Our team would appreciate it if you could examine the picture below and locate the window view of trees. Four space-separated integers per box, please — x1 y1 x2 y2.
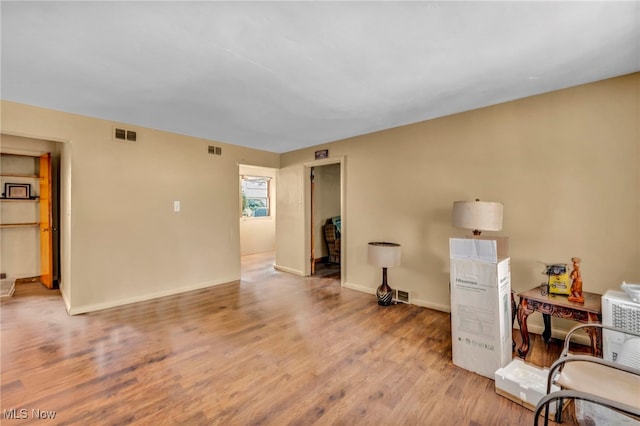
241 176 270 217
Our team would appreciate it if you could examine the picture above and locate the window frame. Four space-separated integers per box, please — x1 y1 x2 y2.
240 175 271 218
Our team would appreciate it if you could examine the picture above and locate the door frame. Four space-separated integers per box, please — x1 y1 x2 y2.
303 156 345 285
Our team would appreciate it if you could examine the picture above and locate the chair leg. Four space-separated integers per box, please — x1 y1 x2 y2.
537 400 551 426
543 402 550 425
554 397 563 423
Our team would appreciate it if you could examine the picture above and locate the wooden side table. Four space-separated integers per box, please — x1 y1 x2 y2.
516 287 602 358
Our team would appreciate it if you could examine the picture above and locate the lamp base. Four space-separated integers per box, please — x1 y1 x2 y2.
376 282 393 306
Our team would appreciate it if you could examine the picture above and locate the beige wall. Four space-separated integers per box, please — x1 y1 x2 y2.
1 100 279 313
2 72 638 332
239 164 276 256
274 165 307 275
277 73 640 335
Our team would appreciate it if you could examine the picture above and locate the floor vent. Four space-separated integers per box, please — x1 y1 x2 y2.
1 279 15 298
393 289 410 304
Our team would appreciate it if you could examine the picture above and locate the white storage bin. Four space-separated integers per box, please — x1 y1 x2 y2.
495 359 559 415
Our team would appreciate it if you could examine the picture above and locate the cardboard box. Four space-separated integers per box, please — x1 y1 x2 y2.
450 256 512 379
495 359 560 415
449 237 509 263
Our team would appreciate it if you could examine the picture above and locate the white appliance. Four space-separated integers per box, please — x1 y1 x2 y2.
601 290 640 362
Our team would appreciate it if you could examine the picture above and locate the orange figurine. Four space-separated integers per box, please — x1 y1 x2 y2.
568 257 585 303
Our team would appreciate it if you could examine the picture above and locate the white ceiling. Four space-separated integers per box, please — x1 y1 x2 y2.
2 1 639 153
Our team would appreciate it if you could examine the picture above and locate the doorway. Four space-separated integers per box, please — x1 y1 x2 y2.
308 161 342 279
0 134 64 295
239 164 276 260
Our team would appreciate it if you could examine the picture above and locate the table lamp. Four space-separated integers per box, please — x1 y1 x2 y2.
452 199 503 236
368 242 401 306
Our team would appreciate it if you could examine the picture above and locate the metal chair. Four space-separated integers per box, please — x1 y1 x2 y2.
534 323 640 425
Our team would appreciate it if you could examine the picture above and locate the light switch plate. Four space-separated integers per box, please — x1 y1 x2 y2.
174 201 180 212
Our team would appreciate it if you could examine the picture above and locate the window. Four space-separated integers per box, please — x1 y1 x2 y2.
241 176 271 217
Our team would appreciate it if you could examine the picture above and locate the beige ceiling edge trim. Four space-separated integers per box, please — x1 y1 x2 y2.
303 156 344 168
2 130 71 145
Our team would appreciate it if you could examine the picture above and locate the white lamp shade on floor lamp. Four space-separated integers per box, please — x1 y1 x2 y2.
452 199 503 235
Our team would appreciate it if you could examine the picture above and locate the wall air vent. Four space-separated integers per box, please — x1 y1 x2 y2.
114 126 138 142
114 128 126 140
208 146 222 156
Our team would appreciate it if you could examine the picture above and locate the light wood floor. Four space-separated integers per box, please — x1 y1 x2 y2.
1 252 582 425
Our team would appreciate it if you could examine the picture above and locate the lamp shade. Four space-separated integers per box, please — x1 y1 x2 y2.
452 200 503 232
368 242 401 268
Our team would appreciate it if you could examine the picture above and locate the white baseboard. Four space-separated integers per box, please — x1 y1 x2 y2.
521 323 592 347
343 281 375 295
341 285 589 346
67 278 236 315
343 282 452 313
273 264 305 276
412 298 451 313
59 282 72 314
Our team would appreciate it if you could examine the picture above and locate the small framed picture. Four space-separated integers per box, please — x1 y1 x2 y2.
4 183 31 199
315 149 328 160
